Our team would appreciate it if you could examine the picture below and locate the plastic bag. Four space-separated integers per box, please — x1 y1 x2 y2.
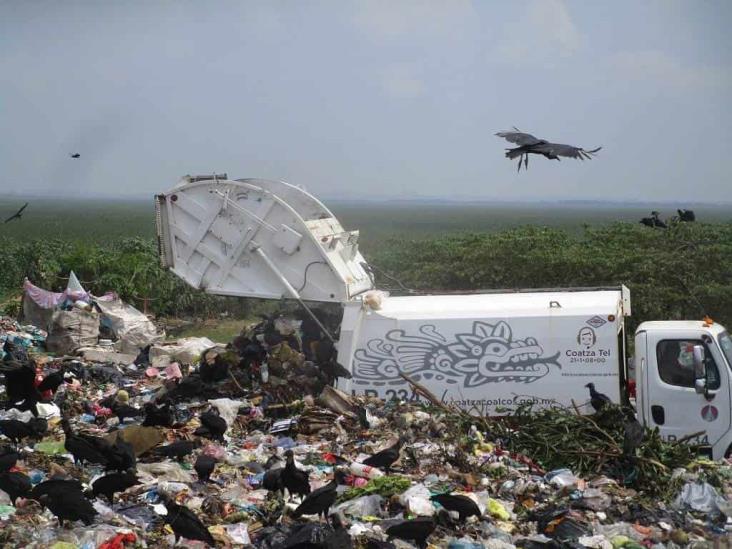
96 298 163 354
332 494 384 517
208 398 244 427
150 337 216 366
137 463 193 483
545 468 579 489
487 499 511 521
226 523 251 545
674 480 726 514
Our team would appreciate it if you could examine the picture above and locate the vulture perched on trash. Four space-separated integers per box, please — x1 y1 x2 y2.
152 439 200 461
92 471 140 504
281 449 311 499
495 128 601 171
38 489 98 527
291 469 347 520
622 409 644 457
105 436 136 472
430 493 482 522
195 408 227 442
194 454 218 483
0 471 31 504
0 418 46 446
362 436 405 473
143 400 175 427
30 478 85 502
0 445 21 472
37 366 69 394
160 493 217 546
61 418 111 466
585 383 612 412
386 517 436 549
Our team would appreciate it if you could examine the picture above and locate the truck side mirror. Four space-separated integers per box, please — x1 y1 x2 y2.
692 345 708 396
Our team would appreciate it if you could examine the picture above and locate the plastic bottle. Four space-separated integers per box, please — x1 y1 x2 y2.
349 462 384 479
261 362 269 383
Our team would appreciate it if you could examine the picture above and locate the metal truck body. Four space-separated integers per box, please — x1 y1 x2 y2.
337 288 628 415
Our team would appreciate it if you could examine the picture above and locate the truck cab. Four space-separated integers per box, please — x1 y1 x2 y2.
635 320 732 459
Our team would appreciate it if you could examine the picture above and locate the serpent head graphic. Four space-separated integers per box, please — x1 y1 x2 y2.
353 320 560 388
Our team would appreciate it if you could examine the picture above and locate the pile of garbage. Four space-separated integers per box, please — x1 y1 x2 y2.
0 312 730 548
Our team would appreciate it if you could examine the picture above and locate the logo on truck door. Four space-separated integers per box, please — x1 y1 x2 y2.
353 321 561 387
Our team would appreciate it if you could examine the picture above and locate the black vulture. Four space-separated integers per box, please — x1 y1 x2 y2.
27 417 47 436
105 436 136 472
622 409 644 457
678 209 696 222
3 203 29 223
152 439 199 460
291 469 347 520
0 418 43 446
0 471 31 504
38 490 98 527
356 407 370 430
281 522 331 548
111 401 142 424
37 366 69 394
162 494 217 546
362 436 405 473
640 211 667 228
385 517 436 549
61 418 111 466
323 513 353 549
281 449 311 499
195 408 227 442
194 454 218 483
430 493 482 522
143 401 175 427
585 383 612 412
496 128 601 171
364 540 397 549
262 454 285 495
0 360 39 404
263 469 284 496
0 445 20 472
92 471 140 504
30 478 85 501
166 374 207 400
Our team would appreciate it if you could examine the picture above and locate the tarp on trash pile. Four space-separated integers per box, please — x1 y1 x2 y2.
96 298 164 354
20 273 162 354
23 271 90 310
21 272 92 331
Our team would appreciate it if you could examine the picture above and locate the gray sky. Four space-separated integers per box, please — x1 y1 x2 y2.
2 1 730 201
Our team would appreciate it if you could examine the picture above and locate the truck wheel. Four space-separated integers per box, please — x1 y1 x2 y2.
726 444 732 459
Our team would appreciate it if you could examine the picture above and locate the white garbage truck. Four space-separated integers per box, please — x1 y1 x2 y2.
156 175 732 459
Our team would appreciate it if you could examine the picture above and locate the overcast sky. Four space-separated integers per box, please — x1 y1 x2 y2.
1 1 730 201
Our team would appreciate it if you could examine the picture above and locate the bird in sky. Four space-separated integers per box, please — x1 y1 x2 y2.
495 128 601 171
70 153 80 158
4 203 28 223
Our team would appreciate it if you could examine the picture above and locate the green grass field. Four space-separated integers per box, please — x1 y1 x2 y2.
3 198 731 251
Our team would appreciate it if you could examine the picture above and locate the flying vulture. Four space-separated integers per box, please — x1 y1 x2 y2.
496 128 601 171
4 203 28 223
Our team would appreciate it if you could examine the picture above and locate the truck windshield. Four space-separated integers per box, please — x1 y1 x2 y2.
719 331 732 367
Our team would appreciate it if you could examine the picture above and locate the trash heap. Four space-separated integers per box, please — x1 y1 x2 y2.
0 312 730 548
